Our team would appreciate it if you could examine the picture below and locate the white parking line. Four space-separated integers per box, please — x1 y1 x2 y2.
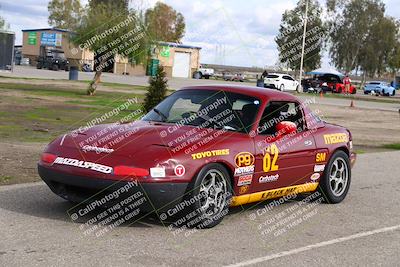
226 224 400 267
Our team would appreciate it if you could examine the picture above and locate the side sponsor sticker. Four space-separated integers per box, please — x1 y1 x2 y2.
234 165 255 176
174 164 185 177
239 185 249 194
324 133 348 145
237 174 253 186
259 174 279 183
310 173 321 181
314 164 325 172
316 152 327 162
191 149 229 160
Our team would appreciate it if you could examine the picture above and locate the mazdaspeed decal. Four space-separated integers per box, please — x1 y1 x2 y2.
324 133 348 145
53 157 113 174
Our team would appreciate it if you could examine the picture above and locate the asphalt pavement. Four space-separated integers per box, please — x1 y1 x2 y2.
1 151 400 266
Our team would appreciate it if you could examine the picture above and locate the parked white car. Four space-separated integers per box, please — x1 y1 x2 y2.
264 73 300 92
193 65 215 79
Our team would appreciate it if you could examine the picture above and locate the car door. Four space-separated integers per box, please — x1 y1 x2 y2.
283 75 296 90
252 101 317 193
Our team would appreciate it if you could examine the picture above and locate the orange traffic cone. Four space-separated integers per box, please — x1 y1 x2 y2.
320 91 324 98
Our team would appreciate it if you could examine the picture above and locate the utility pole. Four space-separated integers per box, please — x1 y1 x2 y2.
298 0 309 92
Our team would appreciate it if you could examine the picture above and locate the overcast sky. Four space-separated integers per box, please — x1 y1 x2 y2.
1 0 399 68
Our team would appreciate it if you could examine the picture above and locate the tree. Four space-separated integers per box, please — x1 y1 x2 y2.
275 0 325 72
327 0 386 74
48 0 83 30
0 15 4 30
143 66 168 113
72 0 149 95
145 2 185 43
387 21 400 76
358 16 398 77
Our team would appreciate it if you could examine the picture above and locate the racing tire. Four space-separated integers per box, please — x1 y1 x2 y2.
52 64 59 71
204 75 210 80
318 150 351 204
36 64 42 69
279 84 285 91
186 163 232 228
392 90 395 96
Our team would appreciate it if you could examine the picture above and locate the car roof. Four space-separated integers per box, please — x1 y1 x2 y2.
268 73 287 76
179 84 300 102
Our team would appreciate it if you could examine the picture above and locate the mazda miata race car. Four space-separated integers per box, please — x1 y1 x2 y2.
38 85 356 228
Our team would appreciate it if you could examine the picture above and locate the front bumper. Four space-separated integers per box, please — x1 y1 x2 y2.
38 165 189 213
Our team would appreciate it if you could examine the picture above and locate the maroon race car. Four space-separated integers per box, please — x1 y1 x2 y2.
38 85 356 228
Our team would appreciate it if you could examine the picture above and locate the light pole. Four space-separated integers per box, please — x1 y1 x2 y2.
298 0 309 92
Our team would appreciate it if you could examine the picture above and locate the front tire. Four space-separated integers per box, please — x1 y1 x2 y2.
279 84 285 91
188 163 232 228
318 150 351 204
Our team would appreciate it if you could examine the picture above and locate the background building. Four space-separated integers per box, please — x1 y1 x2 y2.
21 28 201 78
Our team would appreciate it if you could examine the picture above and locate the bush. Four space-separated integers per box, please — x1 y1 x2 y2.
143 66 168 113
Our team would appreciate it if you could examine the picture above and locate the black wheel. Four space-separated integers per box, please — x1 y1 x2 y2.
279 84 284 91
36 64 42 69
204 75 210 79
52 64 59 71
318 150 351 204
187 163 232 228
392 90 396 96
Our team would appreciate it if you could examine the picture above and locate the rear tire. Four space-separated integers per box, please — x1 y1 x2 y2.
392 90 395 96
52 64 59 71
318 150 351 204
279 84 284 91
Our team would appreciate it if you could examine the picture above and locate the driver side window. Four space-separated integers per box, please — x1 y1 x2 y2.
258 101 305 135
168 98 201 121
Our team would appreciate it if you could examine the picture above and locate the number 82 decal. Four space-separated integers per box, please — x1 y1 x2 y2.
263 143 279 172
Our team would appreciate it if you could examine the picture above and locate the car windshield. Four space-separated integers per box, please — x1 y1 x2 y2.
368 82 381 85
142 89 261 133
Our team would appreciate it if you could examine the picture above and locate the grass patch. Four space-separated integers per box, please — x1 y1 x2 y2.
383 143 400 150
298 91 400 104
0 82 146 142
0 175 13 183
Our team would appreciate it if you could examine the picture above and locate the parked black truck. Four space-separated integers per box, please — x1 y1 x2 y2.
36 46 69 71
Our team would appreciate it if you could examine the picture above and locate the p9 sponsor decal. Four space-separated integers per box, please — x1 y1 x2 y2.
235 152 255 167
263 143 279 173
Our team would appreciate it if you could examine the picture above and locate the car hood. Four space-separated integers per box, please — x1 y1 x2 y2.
59 120 214 156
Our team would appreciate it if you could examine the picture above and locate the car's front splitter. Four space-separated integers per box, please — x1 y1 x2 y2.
38 165 189 213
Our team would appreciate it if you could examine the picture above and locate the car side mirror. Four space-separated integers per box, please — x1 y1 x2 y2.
274 121 297 140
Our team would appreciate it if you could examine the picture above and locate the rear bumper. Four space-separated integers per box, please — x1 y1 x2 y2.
350 152 357 168
38 165 189 213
